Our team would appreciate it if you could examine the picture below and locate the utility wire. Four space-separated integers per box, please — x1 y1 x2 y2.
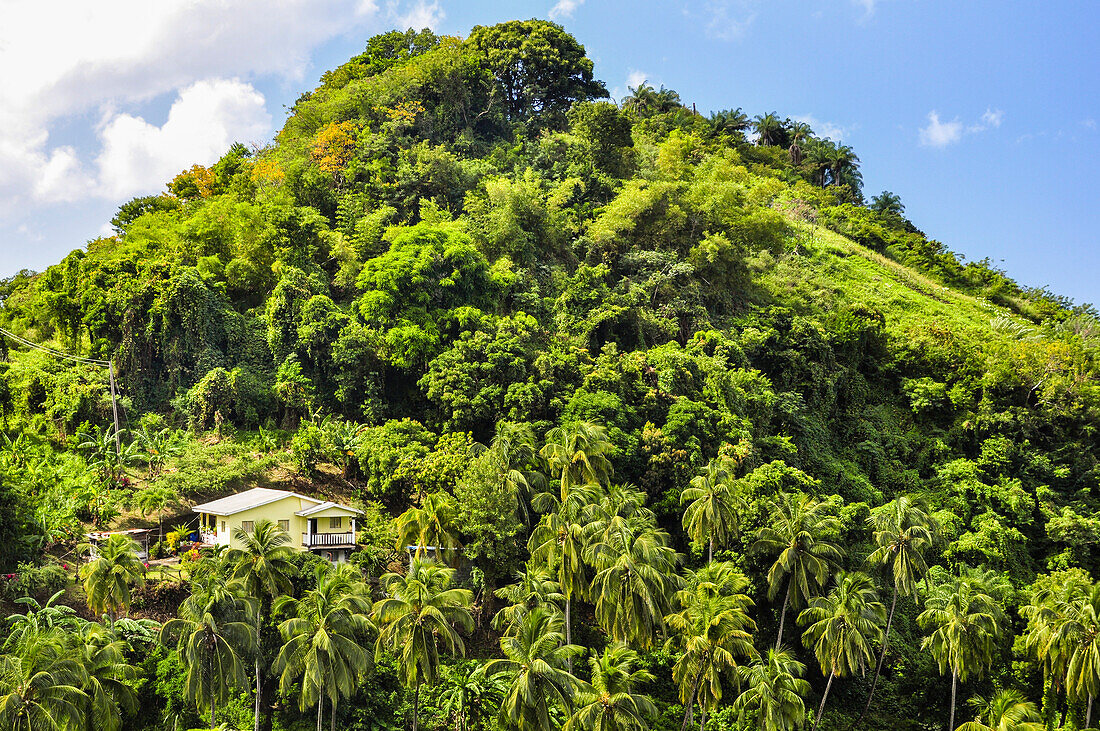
0 325 110 366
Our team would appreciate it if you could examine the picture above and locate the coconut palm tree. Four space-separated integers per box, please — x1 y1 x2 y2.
79 533 146 620
372 559 473 731
752 493 844 648
565 645 657 731
682 458 744 564
486 420 546 529
160 565 256 728
395 491 463 566
1056 583 1100 728
664 562 757 730
493 561 565 633
858 495 938 722
1020 574 1090 727
918 573 1004 731
870 191 905 217
585 520 680 648
228 518 297 731
273 564 373 731
827 144 862 191
486 605 584 731
131 486 179 545
437 662 507 731
539 421 614 510
0 627 89 731
76 625 139 731
956 689 1044 731
798 571 886 730
731 648 811 731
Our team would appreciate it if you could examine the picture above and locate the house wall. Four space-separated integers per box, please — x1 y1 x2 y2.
202 498 359 552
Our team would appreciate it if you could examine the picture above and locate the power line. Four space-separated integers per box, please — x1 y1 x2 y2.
0 326 110 366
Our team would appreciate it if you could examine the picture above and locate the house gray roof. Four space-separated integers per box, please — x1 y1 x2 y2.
296 500 363 517
192 488 318 516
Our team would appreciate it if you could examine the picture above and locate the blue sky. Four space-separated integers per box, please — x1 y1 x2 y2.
1 0 1097 305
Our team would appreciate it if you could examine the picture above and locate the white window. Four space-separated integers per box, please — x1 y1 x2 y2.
278 520 290 532
242 521 254 533
329 517 342 530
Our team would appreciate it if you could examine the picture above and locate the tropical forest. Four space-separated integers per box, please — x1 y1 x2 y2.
2 19 1100 731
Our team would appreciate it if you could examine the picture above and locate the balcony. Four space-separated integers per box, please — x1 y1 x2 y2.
302 532 355 548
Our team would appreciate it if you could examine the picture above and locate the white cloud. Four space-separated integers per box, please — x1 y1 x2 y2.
853 0 877 15
549 0 585 20
627 70 648 89
921 108 1005 147
389 0 444 29
96 79 271 199
700 0 761 40
919 111 964 147
792 114 849 142
0 0 384 214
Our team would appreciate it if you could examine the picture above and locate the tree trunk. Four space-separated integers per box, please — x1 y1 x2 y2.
565 595 573 671
331 697 336 731
776 576 793 649
209 653 216 729
316 693 322 731
254 611 262 731
413 682 420 731
681 654 709 731
708 537 713 565
815 669 835 730
699 705 706 730
948 670 957 731
1087 694 1093 730
856 582 898 726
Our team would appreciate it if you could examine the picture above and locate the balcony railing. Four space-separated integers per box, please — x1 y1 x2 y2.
302 532 355 548
200 532 218 544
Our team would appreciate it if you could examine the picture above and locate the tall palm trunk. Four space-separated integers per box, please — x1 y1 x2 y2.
331 697 336 731
776 577 793 649
948 670 958 731
708 538 713 565
1087 694 1093 731
681 656 709 731
565 596 573 671
316 694 322 731
814 668 836 730
413 682 420 731
254 610 262 731
857 582 898 725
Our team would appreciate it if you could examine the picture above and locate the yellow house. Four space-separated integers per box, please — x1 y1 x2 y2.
193 488 362 563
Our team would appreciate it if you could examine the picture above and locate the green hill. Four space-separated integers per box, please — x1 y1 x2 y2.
2 21 1099 731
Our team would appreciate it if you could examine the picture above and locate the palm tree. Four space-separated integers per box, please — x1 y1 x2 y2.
827 144 862 191
565 645 657 731
493 561 565 633
1056 583 1100 728
870 191 905 217
858 495 938 722
372 559 474 731
484 420 545 527
486 605 584 731
80 533 146 620
752 493 844 648
437 663 507 731
0 627 89 731
585 519 680 648
228 518 297 731
753 113 786 147
395 491 463 566
539 421 614 509
160 564 256 728
1020 574 1091 728
664 562 757 730
788 122 813 165
731 648 811 731
918 573 1004 731
797 571 886 729
132 486 179 545
956 689 1043 731
682 458 744 564
273 564 373 731
804 140 833 187
708 108 751 140
76 625 139 731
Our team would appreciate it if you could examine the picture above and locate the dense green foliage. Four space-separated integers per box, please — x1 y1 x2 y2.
3 19 1100 731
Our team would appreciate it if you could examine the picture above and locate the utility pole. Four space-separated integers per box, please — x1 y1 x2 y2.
108 360 122 457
